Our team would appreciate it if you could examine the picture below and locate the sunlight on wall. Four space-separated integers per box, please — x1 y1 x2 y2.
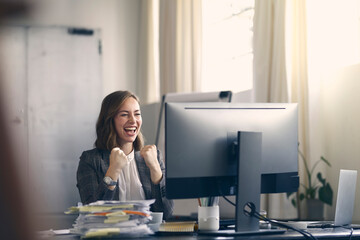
307 0 360 79
306 0 360 164
306 0 360 221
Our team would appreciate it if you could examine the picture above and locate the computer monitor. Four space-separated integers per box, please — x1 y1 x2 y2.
165 102 299 234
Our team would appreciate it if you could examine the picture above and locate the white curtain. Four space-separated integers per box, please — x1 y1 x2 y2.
288 0 310 219
137 0 160 104
159 0 202 95
137 0 202 103
253 0 288 103
253 0 309 219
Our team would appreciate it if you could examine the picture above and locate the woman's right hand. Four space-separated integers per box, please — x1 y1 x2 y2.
106 147 127 182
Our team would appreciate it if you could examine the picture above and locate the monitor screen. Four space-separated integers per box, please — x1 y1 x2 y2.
165 102 299 199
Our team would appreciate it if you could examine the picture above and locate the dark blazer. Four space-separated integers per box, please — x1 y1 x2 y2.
76 148 174 219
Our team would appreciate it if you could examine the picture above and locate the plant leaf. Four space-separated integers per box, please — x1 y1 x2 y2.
307 186 318 199
300 183 308 190
319 183 333 206
320 156 331 167
317 172 326 185
299 193 305 201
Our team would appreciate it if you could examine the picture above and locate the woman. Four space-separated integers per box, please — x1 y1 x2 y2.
76 91 173 219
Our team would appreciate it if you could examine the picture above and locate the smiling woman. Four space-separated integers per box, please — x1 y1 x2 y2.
76 90 174 220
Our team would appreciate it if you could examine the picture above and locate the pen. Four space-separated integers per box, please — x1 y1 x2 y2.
208 197 214 206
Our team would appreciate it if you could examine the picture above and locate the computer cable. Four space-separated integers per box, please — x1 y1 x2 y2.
342 226 353 240
243 202 318 240
222 195 236 206
347 227 353 240
223 196 354 240
222 196 318 239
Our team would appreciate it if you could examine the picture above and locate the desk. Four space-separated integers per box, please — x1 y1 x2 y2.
49 228 360 240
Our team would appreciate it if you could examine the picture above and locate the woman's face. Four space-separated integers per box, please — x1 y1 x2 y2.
114 97 142 150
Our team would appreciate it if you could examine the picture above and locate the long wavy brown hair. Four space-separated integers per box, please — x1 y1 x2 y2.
95 91 144 151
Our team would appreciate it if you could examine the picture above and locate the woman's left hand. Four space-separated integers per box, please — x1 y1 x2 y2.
140 145 162 184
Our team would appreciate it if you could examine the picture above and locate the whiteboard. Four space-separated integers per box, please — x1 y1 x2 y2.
1 26 103 214
28 26 103 213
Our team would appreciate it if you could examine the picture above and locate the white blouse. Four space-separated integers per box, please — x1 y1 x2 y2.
118 150 146 201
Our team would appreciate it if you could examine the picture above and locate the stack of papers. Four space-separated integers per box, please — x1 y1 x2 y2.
65 200 155 238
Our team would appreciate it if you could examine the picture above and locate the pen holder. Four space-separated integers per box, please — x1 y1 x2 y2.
198 205 219 231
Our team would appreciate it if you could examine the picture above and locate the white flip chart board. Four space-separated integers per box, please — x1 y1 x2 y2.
1 26 102 213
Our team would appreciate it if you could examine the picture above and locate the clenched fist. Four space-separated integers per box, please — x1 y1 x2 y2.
105 148 128 189
140 145 162 184
110 147 128 172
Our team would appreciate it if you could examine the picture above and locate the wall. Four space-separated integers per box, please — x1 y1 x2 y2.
307 0 360 222
6 0 141 97
321 64 360 222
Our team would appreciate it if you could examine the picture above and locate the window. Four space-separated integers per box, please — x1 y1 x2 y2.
201 0 254 93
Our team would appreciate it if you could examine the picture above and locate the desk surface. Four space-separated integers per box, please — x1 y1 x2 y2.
49 227 359 240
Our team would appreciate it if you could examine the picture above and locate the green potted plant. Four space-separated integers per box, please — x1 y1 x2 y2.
287 150 333 220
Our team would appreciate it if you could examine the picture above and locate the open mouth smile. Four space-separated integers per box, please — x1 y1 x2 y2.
124 127 137 135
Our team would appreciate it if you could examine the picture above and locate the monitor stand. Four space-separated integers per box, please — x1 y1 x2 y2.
198 131 285 236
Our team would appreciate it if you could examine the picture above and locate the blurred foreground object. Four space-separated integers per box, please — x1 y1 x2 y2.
0 1 36 239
